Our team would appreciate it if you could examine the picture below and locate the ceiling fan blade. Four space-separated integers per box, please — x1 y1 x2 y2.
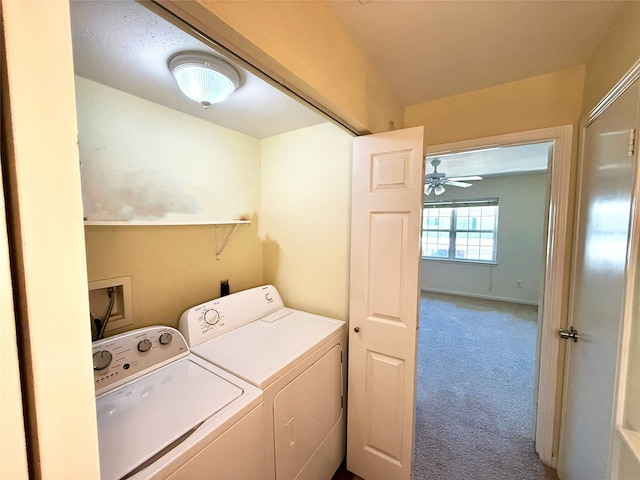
447 181 472 188
447 176 483 182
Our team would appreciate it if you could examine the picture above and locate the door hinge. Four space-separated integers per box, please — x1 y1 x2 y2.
629 128 637 157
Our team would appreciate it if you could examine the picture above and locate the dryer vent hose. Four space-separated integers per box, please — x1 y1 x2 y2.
92 287 116 341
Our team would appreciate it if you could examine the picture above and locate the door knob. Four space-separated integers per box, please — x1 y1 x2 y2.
559 326 579 342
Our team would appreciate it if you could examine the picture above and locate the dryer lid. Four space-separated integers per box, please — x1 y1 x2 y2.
191 309 344 388
96 356 243 480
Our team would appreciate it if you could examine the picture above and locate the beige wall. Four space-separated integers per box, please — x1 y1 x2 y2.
163 0 402 135
404 1 640 135
422 172 548 304
79 77 353 331
76 76 261 223
260 123 353 321
405 66 585 146
617 438 640 480
78 78 265 334
582 1 640 113
78 79 354 330
85 223 263 332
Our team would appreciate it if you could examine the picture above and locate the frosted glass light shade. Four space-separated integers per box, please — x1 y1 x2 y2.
169 53 240 107
434 184 445 195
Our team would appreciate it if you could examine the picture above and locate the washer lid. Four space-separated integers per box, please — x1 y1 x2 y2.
191 309 344 388
96 356 243 480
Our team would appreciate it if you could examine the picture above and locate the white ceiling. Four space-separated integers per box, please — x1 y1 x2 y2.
69 0 326 139
327 0 624 106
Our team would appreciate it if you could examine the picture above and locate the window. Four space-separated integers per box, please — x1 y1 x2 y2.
422 199 498 262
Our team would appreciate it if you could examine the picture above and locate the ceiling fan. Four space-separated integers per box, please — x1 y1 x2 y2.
424 158 483 195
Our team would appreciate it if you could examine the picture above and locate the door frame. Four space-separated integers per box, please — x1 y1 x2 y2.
2 1 101 476
425 124 574 467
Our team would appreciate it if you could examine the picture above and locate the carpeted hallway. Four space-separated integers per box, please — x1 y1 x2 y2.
413 292 558 480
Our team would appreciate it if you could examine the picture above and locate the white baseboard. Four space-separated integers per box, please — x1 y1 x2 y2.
421 288 539 306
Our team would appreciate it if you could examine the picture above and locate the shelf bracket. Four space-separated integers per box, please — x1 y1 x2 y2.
215 223 242 260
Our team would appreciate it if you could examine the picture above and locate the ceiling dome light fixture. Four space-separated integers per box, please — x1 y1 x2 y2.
169 52 240 108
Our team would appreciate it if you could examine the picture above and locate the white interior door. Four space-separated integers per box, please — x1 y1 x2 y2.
559 81 639 479
347 126 424 480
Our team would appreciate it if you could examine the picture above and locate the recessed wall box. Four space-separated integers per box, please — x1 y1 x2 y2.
89 276 133 333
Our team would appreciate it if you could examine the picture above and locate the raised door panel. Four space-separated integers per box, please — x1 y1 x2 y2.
368 213 409 324
364 351 406 465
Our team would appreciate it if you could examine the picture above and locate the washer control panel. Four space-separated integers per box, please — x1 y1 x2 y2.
92 326 188 396
179 284 285 347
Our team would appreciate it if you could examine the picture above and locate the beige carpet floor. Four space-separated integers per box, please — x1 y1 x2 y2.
413 292 558 480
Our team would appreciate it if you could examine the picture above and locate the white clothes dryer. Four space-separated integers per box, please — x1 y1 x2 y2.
92 326 265 480
179 285 347 480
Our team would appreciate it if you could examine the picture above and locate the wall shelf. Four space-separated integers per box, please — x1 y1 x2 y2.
214 223 245 260
84 220 251 226
83 219 251 259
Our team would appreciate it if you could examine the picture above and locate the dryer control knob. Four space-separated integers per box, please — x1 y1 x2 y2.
203 308 220 326
93 350 113 370
137 338 152 352
158 332 173 345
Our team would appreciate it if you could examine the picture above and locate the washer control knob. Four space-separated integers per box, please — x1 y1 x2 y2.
93 350 113 370
158 332 173 345
137 338 152 352
203 308 220 326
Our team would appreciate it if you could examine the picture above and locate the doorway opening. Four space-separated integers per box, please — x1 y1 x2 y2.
415 292 557 479
413 134 570 479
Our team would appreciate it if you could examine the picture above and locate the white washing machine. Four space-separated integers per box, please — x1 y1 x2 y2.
179 285 347 480
92 326 265 480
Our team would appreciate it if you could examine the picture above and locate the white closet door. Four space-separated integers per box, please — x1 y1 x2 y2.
347 126 424 480
559 80 639 479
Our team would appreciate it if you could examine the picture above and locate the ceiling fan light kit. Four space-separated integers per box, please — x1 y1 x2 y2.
424 157 483 196
169 52 240 108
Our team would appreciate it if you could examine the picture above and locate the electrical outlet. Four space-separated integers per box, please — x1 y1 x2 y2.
220 279 230 297
89 276 133 333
